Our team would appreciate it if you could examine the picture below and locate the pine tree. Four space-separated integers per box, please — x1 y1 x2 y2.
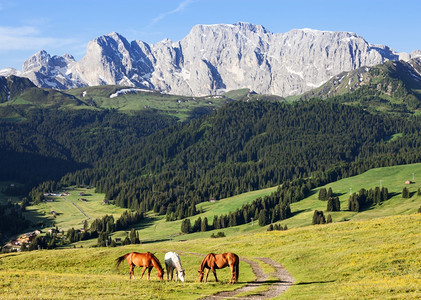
181 219 192 233
402 187 410 198
201 217 208 232
129 228 136 244
327 197 334 212
312 210 326 225
327 214 332 223
327 187 333 198
318 188 327 200
135 231 140 244
258 209 268 226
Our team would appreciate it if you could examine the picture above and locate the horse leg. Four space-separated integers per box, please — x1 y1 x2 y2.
175 269 178 282
140 266 147 279
147 267 152 280
129 264 135 279
204 268 210 282
166 265 170 280
229 264 235 284
212 268 218 282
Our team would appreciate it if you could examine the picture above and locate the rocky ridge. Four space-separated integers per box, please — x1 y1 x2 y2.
2 22 420 97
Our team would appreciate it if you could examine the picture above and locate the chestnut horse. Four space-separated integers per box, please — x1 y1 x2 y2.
198 252 239 284
115 252 164 280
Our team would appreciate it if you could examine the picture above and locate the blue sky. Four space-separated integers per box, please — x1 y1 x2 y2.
0 0 420 70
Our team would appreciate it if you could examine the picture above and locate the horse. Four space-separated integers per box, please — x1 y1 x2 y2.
198 252 239 284
164 252 185 282
115 252 164 280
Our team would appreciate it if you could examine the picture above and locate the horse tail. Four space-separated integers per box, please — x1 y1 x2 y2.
115 253 130 271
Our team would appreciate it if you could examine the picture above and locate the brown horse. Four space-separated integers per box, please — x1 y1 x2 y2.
198 252 239 284
115 252 164 280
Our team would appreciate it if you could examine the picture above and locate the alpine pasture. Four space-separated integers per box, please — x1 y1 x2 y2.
1 164 421 298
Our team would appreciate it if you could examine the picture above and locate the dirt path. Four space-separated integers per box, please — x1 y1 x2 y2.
72 202 90 220
178 251 294 299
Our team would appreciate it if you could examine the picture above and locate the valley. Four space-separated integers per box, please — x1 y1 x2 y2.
1 52 421 299
5 162 420 248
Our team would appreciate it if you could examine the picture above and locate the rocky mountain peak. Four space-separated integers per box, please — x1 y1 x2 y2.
2 23 419 96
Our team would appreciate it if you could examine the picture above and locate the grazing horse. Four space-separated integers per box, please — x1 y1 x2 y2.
115 252 164 280
164 252 185 282
198 252 239 284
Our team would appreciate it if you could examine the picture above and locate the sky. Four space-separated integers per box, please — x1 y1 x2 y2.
0 0 420 70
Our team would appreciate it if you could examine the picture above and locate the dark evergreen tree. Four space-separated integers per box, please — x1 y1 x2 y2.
312 210 326 225
318 188 327 200
327 196 340 212
327 214 332 223
327 187 333 198
181 218 192 233
201 217 208 232
258 209 268 226
129 228 137 244
402 187 410 198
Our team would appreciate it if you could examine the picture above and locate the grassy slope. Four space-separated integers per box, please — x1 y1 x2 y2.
2 165 421 298
99 163 421 244
22 187 129 231
6 163 421 244
64 86 229 121
1 85 233 122
285 162 421 229
1 214 420 299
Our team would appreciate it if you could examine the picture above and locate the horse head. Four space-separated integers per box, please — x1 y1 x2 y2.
157 268 164 280
178 270 185 282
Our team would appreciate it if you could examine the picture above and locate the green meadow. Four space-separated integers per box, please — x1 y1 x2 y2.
64 86 229 121
1 214 420 299
6 163 421 245
2 163 421 298
22 187 129 231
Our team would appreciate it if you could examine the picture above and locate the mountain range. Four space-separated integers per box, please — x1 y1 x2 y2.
1 22 420 97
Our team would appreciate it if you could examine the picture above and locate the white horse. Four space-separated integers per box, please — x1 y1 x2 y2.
164 252 185 282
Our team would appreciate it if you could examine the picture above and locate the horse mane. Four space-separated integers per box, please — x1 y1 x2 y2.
199 253 215 271
148 252 164 272
174 254 184 272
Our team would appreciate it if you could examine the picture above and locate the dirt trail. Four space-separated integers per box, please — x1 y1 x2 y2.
179 251 294 299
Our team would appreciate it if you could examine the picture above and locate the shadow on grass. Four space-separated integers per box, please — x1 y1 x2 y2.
296 280 336 285
290 209 309 217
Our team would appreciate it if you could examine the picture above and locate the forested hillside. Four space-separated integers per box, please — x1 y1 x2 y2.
51 100 421 218
0 107 177 193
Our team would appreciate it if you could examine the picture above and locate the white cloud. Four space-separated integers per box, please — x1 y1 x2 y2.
0 26 76 51
150 0 195 26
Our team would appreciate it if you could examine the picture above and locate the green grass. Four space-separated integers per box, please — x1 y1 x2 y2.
1 214 420 299
108 186 279 244
0 245 255 299
3 164 421 298
14 163 421 245
23 187 129 231
281 163 421 229
64 86 230 121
